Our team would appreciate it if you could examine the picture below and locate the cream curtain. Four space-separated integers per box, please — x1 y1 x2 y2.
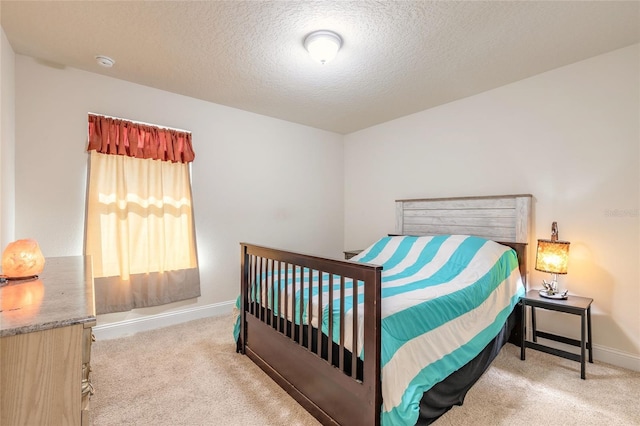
85 115 200 314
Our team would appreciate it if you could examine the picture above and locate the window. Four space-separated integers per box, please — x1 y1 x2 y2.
85 114 200 314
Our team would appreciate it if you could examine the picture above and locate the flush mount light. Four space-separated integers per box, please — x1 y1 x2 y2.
95 55 115 68
304 30 342 64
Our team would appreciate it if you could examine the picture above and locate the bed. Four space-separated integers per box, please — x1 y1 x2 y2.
235 194 532 425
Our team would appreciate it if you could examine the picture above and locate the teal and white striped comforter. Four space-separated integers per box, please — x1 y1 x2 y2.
236 234 525 425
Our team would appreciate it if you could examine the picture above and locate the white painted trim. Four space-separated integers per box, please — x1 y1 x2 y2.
93 300 235 340
593 344 640 372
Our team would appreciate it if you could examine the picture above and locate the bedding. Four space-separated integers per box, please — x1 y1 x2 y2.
234 234 525 425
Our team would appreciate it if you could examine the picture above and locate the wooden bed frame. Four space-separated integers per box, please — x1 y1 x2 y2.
238 194 532 426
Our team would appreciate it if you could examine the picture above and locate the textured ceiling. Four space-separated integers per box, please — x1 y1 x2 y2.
2 1 639 134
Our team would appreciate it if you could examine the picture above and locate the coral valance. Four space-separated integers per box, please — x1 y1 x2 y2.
87 114 195 163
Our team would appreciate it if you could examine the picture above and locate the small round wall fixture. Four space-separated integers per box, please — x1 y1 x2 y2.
304 30 342 64
95 55 115 68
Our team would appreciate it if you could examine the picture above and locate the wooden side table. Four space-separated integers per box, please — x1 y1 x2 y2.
343 249 363 260
520 289 593 379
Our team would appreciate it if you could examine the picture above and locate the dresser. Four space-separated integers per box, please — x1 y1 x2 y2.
1 256 96 426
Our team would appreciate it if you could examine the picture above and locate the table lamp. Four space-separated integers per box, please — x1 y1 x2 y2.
535 222 570 299
0 239 45 286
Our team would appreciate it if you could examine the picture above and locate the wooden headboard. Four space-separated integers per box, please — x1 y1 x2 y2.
395 194 533 285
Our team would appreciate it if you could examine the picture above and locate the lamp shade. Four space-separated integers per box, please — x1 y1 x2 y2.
535 239 570 274
1 239 45 279
304 30 342 64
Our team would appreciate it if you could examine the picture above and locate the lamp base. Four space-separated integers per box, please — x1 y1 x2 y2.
539 289 568 300
0 274 39 287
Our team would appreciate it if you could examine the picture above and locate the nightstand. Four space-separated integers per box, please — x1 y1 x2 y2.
343 250 363 260
520 289 593 379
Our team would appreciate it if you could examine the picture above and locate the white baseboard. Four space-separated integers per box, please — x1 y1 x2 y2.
93 300 235 340
593 344 640 372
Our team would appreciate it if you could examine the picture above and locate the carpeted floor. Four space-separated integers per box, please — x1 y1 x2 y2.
90 315 640 426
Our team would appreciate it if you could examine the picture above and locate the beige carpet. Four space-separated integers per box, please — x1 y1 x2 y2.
91 315 640 426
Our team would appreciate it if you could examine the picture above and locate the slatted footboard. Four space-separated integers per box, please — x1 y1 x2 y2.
239 243 383 426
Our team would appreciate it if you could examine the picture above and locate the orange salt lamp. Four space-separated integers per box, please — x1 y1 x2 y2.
2 239 46 279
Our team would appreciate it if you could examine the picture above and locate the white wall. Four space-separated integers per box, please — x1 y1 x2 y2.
344 44 640 368
14 55 344 326
10 38 639 369
0 26 16 249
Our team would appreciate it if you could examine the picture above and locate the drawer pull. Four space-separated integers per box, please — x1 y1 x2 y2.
82 379 95 397
82 363 93 379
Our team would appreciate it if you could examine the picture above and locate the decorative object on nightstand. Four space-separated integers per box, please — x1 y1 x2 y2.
535 222 570 299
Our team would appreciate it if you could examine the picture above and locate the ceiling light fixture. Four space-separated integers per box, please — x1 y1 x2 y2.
304 30 342 64
95 55 115 68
